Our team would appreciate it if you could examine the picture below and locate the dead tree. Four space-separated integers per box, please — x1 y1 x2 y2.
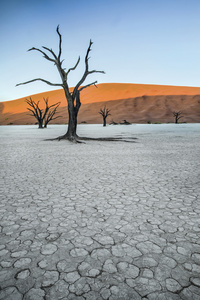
110 119 118 125
173 111 183 124
17 26 105 141
120 119 131 125
25 97 61 128
99 106 111 126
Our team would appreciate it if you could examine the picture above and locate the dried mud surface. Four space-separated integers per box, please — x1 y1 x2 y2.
0 124 200 299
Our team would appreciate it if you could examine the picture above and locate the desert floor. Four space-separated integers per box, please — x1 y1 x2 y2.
0 124 200 299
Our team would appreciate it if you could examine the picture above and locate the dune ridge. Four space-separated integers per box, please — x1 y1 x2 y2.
1 83 200 124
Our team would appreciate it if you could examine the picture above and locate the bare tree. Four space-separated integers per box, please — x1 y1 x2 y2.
173 111 183 124
99 106 111 127
17 26 105 141
110 119 118 125
120 119 131 125
25 97 61 128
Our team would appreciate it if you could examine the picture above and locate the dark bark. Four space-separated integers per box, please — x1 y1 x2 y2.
25 97 60 128
17 26 105 142
120 120 131 125
38 120 43 128
43 102 61 128
66 98 77 140
99 106 111 127
110 120 118 125
173 111 183 124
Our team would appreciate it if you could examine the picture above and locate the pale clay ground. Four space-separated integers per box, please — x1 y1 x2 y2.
0 124 200 300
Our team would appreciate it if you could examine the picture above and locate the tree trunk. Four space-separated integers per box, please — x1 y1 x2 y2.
38 121 43 128
59 88 82 141
61 88 77 140
103 117 106 127
66 102 77 140
74 91 81 134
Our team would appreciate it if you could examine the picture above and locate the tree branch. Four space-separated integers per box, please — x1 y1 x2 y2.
57 25 62 61
42 98 50 120
26 108 36 117
16 78 63 87
42 46 58 61
73 81 98 116
79 81 98 92
99 106 111 118
88 70 105 75
72 40 105 99
44 101 61 127
52 115 61 120
25 98 41 121
28 47 56 63
66 56 80 77
48 101 61 109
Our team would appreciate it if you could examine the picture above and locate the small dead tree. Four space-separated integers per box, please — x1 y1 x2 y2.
26 97 61 128
173 111 183 124
110 119 118 125
17 26 105 141
120 119 131 125
99 106 111 127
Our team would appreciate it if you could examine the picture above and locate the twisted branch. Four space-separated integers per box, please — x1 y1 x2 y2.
72 40 105 99
28 47 55 63
44 101 61 127
25 98 41 122
79 81 98 92
99 106 111 118
57 25 62 61
16 78 63 87
66 56 80 77
42 46 57 61
173 111 183 123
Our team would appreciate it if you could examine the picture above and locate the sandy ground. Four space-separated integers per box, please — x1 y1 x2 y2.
0 124 200 299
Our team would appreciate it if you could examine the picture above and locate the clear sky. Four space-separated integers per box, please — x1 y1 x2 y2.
1 0 200 101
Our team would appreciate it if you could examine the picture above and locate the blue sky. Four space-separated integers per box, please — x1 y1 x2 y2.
1 0 200 101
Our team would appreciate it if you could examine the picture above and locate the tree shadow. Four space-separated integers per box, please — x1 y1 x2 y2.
46 135 138 143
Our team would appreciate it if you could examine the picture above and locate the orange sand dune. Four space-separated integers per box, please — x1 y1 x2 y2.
2 83 200 114
1 83 200 125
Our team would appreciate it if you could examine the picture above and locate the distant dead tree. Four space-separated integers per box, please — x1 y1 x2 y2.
173 111 183 124
25 97 61 128
110 119 118 125
99 106 111 126
120 119 131 125
17 26 105 141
